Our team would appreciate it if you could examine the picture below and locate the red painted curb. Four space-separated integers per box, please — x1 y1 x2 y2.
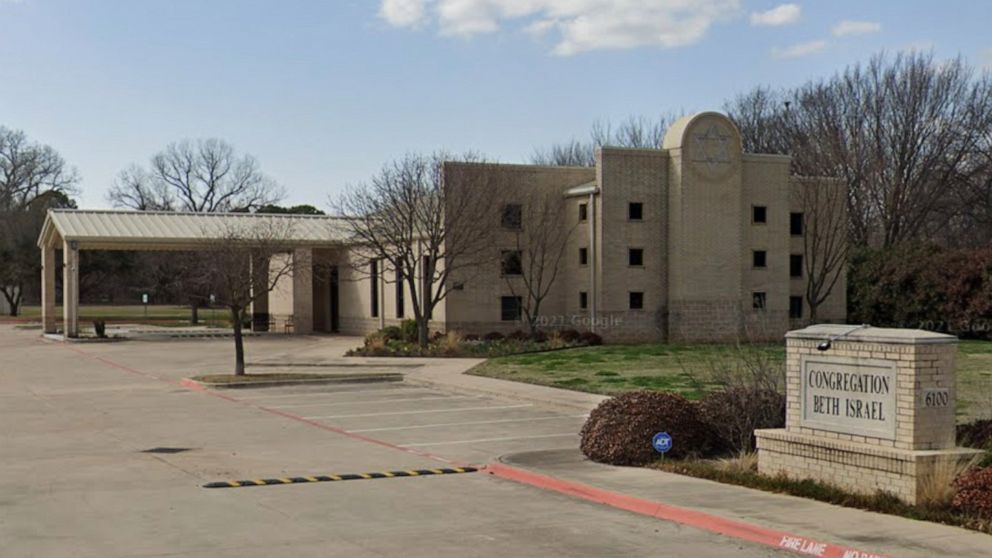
484 463 889 558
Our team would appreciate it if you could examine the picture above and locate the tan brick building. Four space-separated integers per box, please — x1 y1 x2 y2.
275 111 845 343
39 112 846 343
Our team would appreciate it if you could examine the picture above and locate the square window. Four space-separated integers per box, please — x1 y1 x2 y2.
501 296 522 321
752 250 767 268
790 254 803 278
501 250 522 275
579 291 588 310
790 212 804 236
752 205 767 224
579 247 588 266
628 202 643 220
578 203 588 221
501 204 522 229
628 248 644 267
752 292 767 310
629 292 644 310
789 296 803 319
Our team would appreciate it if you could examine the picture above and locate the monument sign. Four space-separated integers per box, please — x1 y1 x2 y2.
756 324 981 505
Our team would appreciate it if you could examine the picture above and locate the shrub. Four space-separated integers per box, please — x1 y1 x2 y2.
463 333 480 342
430 330 445 343
506 330 529 341
363 330 387 351
578 331 603 346
380 325 403 341
399 319 419 343
436 331 464 355
698 388 785 454
483 331 505 341
530 330 548 343
953 467 992 518
580 391 714 465
558 329 581 342
958 419 992 450
93 320 107 338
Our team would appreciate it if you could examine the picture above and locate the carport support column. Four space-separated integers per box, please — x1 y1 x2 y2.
292 248 313 334
41 244 56 334
62 240 79 338
250 256 270 332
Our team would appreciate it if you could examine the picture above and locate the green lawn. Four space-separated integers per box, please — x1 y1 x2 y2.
469 340 992 420
15 304 230 327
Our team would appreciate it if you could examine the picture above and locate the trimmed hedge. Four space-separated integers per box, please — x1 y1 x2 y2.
580 391 714 465
954 467 992 518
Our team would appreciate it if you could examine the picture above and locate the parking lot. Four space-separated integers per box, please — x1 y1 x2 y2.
0 325 784 557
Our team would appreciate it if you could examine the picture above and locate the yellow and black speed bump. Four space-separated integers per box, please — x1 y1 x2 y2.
203 467 478 489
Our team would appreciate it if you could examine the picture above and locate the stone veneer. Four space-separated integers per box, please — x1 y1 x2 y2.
756 324 981 504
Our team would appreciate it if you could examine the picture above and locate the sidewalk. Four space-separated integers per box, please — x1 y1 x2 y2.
496 448 991 558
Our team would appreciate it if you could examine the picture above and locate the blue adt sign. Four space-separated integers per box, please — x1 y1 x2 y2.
652 432 672 454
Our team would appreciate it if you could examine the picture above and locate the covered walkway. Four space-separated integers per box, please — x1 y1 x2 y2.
37 209 349 337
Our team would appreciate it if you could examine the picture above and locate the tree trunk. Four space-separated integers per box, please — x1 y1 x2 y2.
191 301 199 325
1 286 19 317
808 301 819 325
231 307 245 376
417 318 429 348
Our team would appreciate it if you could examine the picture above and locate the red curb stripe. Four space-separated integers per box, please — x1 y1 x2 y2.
484 463 889 558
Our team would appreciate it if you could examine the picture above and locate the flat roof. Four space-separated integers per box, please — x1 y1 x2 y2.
38 209 351 250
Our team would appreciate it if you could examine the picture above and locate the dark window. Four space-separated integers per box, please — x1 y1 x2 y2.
789 296 803 319
579 247 588 265
501 296 522 321
629 292 644 310
629 248 644 266
501 250 523 275
628 202 643 220
369 259 379 318
579 291 588 309
752 205 767 224
790 212 804 236
752 250 767 268
578 203 588 221
395 266 404 318
752 292 767 310
790 254 803 278
501 204 522 229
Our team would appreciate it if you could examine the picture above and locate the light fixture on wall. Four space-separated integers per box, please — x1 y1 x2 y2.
816 324 870 351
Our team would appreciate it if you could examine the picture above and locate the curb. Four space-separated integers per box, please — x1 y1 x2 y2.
484 463 888 558
204 466 477 488
181 373 404 389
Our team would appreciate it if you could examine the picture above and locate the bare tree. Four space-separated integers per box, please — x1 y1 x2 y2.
503 187 577 334
0 127 79 315
799 178 849 323
108 138 283 213
334 153 500 347
531 114 680 166
727 52 992 248
109 138 284 323
185 218 298 375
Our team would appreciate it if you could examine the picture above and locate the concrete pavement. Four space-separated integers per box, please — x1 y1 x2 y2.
0 326 784 557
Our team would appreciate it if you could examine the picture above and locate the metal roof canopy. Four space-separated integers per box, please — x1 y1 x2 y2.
38 209 351 251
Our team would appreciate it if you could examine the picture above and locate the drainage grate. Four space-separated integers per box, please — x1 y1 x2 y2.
142 447 193 454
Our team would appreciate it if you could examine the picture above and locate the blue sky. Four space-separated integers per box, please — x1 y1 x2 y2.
1 0 990 209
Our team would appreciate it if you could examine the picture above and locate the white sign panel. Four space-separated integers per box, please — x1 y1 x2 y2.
800 355 897 440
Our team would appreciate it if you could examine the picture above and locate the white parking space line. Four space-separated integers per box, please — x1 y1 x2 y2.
399 433 578 447
238 387 428 401
303 404 533 420
347 414 588 433
271 395 476 409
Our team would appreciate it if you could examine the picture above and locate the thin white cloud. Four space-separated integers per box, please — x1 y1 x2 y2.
832 20 881 37
772 39 827 59
380 0 427 28
378 0 742 55
750 4 800 27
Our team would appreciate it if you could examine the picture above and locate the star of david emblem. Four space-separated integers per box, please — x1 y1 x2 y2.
691 124 732 174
